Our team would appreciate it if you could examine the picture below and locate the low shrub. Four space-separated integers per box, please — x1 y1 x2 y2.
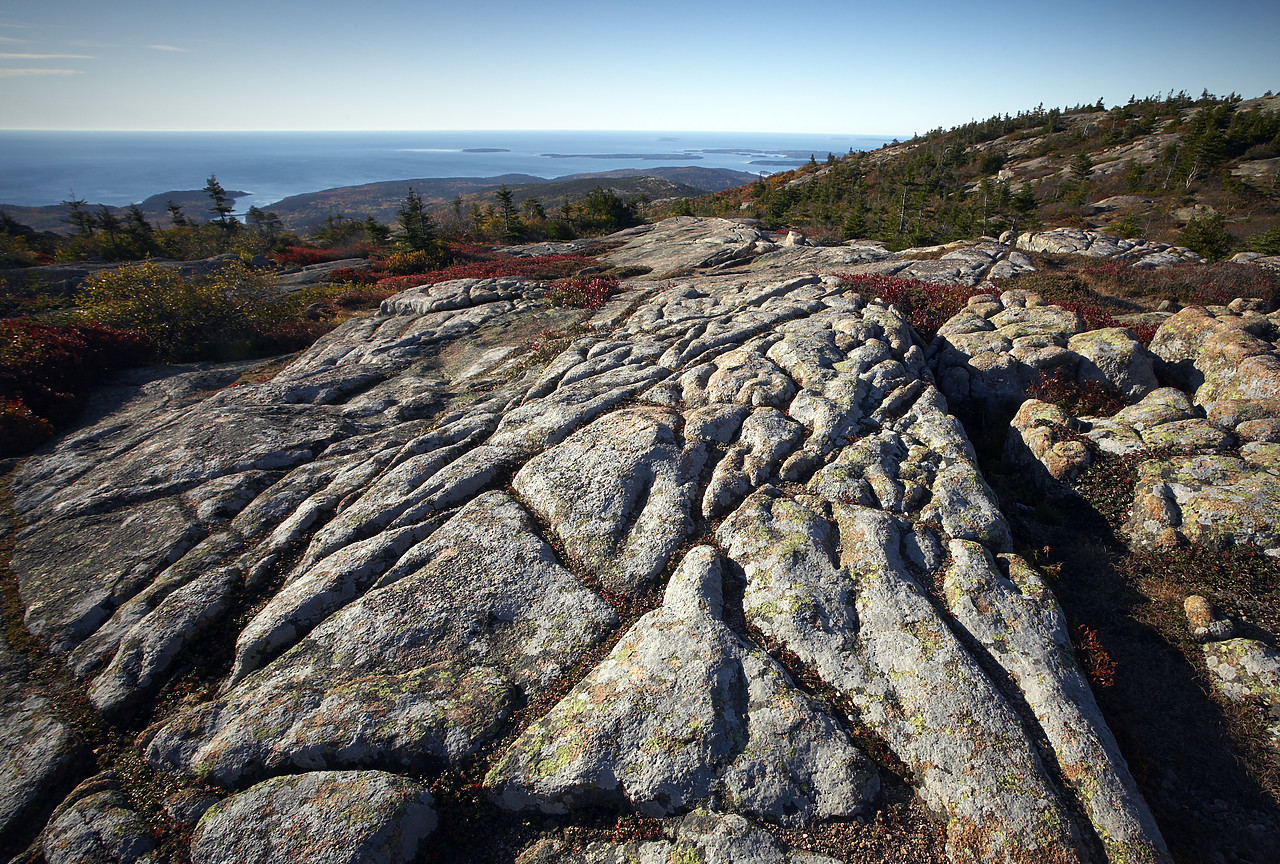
1026 369 1125 418
833 273 993 340
0 319 153 456
1073 625 1117 688
77 260 281 361
373 254 595 293
545 276 619 310
270 245 374 266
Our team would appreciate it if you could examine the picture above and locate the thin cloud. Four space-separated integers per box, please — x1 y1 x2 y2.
0 37 30 44
0 68 83 76
149 44 189 53
0 52 94 59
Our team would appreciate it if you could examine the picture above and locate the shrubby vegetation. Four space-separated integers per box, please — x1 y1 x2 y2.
659 90 1280 255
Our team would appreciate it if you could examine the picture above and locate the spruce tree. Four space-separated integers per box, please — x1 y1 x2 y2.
495 185 519 241
395 187 436 253
204 175 235 228
61 195 97 236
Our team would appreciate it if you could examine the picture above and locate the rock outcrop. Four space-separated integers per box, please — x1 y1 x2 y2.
20 217 1270 864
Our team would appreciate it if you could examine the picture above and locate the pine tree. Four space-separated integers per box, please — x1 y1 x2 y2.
495 185 520 241
395 187 436 252
61 195 97 236
204 175 235 228
97 206 123 257
166 200 189 227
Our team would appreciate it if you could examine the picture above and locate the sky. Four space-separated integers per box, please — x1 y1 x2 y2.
1 0 1277 135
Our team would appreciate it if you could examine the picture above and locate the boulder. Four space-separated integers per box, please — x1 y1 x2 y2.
190 771 435 864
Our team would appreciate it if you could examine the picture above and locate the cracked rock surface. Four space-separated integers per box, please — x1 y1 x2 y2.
1 218 1196 864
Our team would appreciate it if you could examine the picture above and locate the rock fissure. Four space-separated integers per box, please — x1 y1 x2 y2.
15 221 1268 862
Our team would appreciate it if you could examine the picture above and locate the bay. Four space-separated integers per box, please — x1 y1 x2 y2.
0 130 894 212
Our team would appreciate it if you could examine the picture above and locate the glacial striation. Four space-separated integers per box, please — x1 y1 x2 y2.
19 215 1280 863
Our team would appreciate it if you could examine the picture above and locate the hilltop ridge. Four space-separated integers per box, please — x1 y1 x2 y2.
4 216 1280 864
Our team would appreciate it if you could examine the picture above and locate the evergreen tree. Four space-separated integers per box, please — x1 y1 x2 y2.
61 195 97 236
363 215 390 245
247 205 284 241
204 175 235 229
395 187 436 252
166 200 189 227
495 185 520 241
97 206 123 257
126 204 153 243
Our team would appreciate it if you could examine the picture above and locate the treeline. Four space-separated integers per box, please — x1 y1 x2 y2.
663 91 1280 259
0 176 646 270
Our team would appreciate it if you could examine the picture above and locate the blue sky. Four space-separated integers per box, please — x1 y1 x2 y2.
1 0 1276 134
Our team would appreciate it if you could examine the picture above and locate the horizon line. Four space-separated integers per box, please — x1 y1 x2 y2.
0 127 899 138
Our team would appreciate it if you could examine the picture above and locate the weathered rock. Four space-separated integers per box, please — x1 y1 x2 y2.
1184 595 1235 642
147 492 616 786
1149 305 1280 402
0 641 92 854
1126 454 1280 555
931 289 1084 409
1202 639 1280 746
41 778 156 864
1005 399 1092 489
190 771 435 864
1017 228 1203 267
942 541 1172 864
5 218 1180 864
602 218 777 274
514 407 704 597
517 810 841 864
486 547 878 826
717 490 1086 863
1067 328 1158 401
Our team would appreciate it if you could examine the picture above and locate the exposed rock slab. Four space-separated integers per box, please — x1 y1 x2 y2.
513 407 704 597
2 218 1183 864
190 770 435 864
0 642 92 854
147 492 616 786
931 289 1085 409
41 778 156 864
487 547 878 826
717 490 1088 863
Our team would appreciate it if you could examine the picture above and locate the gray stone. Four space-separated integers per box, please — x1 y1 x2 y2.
147 492 616 786
514 406 704 597
1068 328 1158 401
517 810 841 864
41 780 156 864
190 771 435 864
942 541 1172 864
486 547 878 826
717 490 1085 864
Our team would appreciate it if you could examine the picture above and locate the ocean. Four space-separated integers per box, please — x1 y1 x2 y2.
0 131 895 213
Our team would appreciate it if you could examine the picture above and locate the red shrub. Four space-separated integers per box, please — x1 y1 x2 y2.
325 266 383 285
1026 369 1125 417
271 245 375 266
833 273 994 340
0 319 153 456
0 397 53 456
1073 625 1117 688
546 276 619 310
374 254 595 293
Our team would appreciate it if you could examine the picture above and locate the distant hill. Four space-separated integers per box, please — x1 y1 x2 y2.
0 189 250 235
260 168 756 232
1 168 755 236
673 91 1280 257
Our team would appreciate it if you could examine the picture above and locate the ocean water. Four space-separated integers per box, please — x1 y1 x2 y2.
0 131 894 212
